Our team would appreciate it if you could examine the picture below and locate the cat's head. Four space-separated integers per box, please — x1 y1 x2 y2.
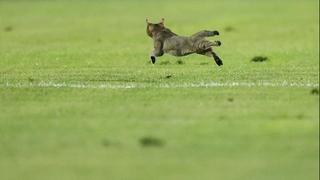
146 18 165 38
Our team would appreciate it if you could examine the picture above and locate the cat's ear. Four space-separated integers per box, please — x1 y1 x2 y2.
146 18 150 24
159 18 165 26
161 18 164 23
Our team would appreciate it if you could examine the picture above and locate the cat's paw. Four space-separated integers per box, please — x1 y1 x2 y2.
151 56 156 64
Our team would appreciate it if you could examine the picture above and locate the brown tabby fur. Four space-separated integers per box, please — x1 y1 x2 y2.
146 18 223 66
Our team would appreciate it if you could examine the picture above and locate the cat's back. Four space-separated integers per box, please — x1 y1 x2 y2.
164 35 192 49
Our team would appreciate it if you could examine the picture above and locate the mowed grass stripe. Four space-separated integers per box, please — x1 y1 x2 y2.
1 81 319 89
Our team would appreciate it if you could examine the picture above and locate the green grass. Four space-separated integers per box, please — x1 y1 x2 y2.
0 0 319 180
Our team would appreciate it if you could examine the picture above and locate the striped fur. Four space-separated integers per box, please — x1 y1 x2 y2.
146 18 223 66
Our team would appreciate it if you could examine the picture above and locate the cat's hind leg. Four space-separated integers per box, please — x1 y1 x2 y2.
195 40 222 51
197 48 223 66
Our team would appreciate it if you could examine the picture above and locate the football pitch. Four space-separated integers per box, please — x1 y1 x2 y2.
0 0 319 179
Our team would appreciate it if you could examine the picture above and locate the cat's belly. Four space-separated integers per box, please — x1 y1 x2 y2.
165 49 194 56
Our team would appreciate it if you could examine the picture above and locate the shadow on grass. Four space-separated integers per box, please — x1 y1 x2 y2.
224 26 235 32
310 88 319 95
176 60 184 65
139 136 164 147
4 26 13 32
251 56 269 62
159 61 171 65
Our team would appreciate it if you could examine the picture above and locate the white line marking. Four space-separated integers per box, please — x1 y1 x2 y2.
1 81 319 89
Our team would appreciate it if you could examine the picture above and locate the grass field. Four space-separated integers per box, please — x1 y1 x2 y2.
0 0 319 180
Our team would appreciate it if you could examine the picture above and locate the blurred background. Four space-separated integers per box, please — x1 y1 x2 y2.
0 0 319 180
